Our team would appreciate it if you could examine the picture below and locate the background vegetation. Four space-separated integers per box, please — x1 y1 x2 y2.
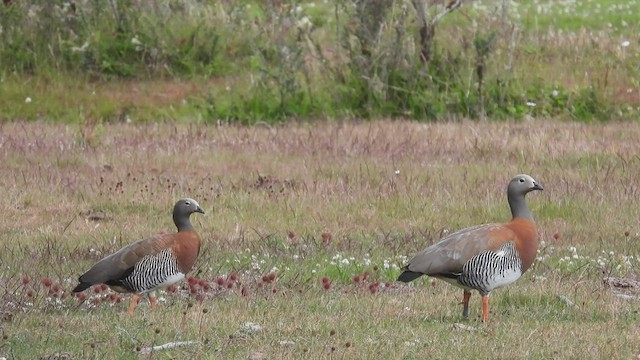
0 0 639 123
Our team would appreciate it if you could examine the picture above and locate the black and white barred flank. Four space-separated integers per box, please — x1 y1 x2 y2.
457 241 523 296
120 248 180 293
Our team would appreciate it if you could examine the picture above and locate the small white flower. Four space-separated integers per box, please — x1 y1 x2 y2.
296 16 312 31
526 101 536 107
621 40 630 47
131 36 143 46
551 90 559 97
341 258 350 265
25 97 32 104
394 169 400 175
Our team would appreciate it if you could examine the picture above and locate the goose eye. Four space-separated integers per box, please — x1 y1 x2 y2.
519 178 525 183
185 201 191 206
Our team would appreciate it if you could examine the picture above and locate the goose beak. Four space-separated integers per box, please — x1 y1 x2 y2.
532 182 544 191
195 206 205 214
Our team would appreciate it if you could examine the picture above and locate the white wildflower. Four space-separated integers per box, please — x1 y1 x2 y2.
526 101 536 107
25 97 32 104
621 40 630 47
296 16 312 31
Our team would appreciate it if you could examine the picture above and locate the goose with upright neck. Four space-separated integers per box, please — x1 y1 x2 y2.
73 198 205 315
397 174 543 322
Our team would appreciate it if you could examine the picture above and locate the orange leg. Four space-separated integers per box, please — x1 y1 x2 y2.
481 295 489 323
128 294 140 315
462 290 472 318
149 294 157 310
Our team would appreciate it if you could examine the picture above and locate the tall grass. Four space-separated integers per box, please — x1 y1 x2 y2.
1 0 638 122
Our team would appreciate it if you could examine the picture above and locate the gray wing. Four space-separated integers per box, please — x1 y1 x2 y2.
405 223 516 276
77 233 173 285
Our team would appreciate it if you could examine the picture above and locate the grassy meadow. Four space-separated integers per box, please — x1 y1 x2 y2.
0 121 639 359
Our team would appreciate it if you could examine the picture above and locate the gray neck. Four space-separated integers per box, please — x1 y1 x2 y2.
174 213 194 232
508 191 533 221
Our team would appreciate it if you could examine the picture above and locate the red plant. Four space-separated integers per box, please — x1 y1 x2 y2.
368 282 379 294
321 232 332 245
229 273 238 281
41 278 52 287
21 276 30 285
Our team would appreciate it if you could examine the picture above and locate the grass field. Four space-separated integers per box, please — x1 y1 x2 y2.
0 121 639 359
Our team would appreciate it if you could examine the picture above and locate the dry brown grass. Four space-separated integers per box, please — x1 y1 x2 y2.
0 120 639 358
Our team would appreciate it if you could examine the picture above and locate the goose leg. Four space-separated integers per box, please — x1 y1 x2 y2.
481 295 489 322
128 294 140 315
462 290 472 318
149 291 157 310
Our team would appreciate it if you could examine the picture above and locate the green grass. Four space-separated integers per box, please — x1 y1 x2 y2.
1 0 639 122
0 121 639 359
